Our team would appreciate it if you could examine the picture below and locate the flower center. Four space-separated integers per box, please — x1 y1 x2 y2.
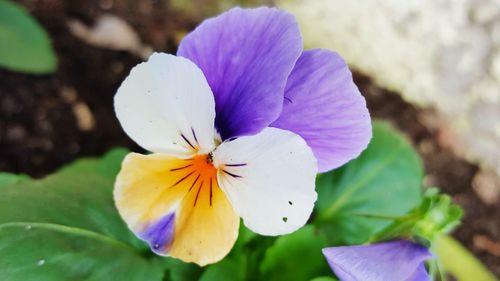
168 154 245 207
167 154 219 207
190 154 217 178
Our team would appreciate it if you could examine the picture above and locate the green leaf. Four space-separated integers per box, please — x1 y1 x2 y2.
0 172 29 187
260 226 331 281
58 148 129 179
371 188 463 245
163 258 202 281
0 0 56 74
95 148 129 177
309 277 338 281
238 235 276 281
435 235 499 281
315 121 424 245
0 222 164 281
233 223 257 252
199 255 247 281
0 172 142 249
0 149 172 280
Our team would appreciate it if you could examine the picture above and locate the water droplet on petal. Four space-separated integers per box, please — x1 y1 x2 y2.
37 259 45 266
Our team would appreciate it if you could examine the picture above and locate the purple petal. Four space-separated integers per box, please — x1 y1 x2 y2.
271 49 371 172
178 7 302 140
322 240 432 281
138 213 175 254
406 264 432 281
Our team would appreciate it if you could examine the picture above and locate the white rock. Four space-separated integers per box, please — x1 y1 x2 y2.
67 14 153 59
277 0 500 175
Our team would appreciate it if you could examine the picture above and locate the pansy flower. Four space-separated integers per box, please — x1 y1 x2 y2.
114 7 371 266
322 240 432 281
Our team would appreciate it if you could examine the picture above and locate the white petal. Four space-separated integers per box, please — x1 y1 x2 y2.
114 53 216 156
212 127 318 236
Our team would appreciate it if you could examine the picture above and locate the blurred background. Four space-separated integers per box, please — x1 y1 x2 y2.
0 0 499 276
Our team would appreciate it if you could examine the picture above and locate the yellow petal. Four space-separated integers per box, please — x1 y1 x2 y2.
114 152 239 266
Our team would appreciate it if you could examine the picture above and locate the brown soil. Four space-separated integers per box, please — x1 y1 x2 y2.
1 0 498 277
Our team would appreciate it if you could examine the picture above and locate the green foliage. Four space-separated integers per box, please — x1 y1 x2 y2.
413 188 463 242
0 155 142 250
370 188 463 245
260 226 331 281
199 255 247 281
57 147 129 179
0 149 169 281
314 121 424 245
309 277 339 281
0 0 56 74
0 222 164 281
163 258 203 281
0 172 29 187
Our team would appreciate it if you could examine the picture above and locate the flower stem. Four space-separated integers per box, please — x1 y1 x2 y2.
435 235 498 281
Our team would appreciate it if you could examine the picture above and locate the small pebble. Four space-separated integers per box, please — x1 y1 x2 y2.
72 102 95 131
473 235 500 257
60 86 78 104
6 125 27 141
472 170 500 205
99 0 113 9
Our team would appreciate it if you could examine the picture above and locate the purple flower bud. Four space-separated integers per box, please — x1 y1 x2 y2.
322 240 432 281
